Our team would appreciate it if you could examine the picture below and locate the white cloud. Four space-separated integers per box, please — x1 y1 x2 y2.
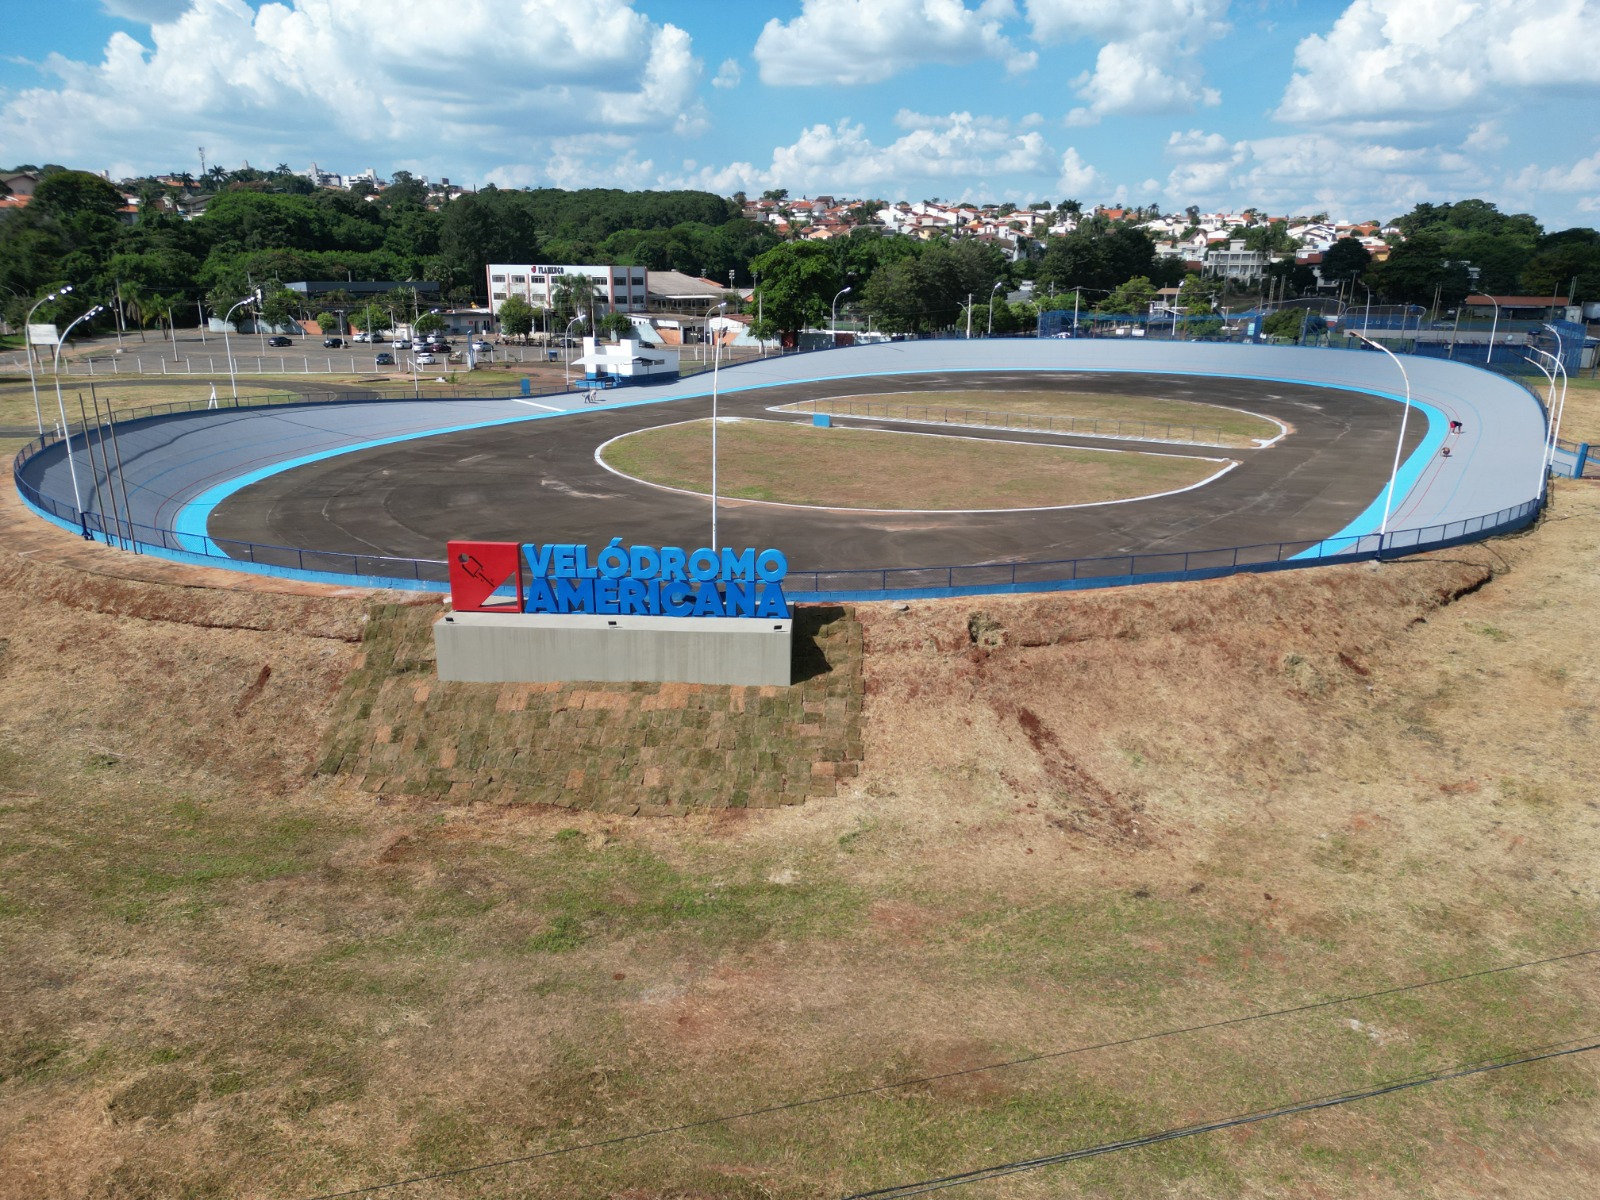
0 0 705 178
1166 129 1235 160
1155 125 1494 221
1024 0 1228 123
487 137 657 192
100 0 193 20
1276 0 1600 124
1056 147 1101 195
676 111 1057 200
1462 121 1507 153
712 58 742 89
753 0 1034 87
1508 150 1600 195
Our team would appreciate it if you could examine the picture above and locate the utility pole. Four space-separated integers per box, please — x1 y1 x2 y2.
198 146 206 180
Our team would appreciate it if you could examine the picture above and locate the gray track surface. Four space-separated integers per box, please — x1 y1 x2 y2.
17 341 1548 574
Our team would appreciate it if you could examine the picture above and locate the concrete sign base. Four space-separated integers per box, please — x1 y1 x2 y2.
434 611 793 687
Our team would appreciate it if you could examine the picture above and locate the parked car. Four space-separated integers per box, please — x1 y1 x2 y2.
323 337 344 348
353 332 372 343
470 339 492 353
392 338 408 349
413 352 437 366
374 352 395 366
266 336 293 347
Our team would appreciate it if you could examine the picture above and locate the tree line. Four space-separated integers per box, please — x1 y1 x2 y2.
4 165 1596 345
0 167 776 336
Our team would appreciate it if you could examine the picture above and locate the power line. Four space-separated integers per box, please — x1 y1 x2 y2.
294 947 1597 1199
841 1036 1600 1198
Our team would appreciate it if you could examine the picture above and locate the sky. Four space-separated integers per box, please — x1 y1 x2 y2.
2 0 1599 230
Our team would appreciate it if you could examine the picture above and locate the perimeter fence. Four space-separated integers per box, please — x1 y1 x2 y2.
1035 310 1587 379
12 420 1544 599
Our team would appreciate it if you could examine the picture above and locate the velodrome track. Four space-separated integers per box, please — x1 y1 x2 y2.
13 341 1551 593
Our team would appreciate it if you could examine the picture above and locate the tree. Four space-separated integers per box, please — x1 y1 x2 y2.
114 279 150 340
748 241 839 342
551 272 598 322
314 310 338 334
252 286 295 330
413 311 446 336
496 295 535 339
1262 307 1323 341
1520 228 1600 302
382 170 428 209
1320 237 1371 285
352 304 389 334
1097 276 1157 315
1370 230 1470 306
597 311 635 340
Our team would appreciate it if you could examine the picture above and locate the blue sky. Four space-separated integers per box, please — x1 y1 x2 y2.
4 0 1599 230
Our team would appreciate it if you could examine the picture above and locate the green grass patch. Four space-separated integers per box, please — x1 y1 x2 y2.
603 418 1226 510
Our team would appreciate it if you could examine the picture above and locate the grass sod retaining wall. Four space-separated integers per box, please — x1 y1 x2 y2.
318 602 864 812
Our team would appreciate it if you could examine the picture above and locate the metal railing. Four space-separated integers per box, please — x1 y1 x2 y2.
782 499 1542 598
13 417 1544 598
20 380 570 429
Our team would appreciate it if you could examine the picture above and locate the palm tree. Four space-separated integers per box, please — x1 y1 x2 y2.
552 273 599 325
116 280 150 341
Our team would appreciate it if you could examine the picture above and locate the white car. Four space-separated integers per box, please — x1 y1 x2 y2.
353 331 371 342
470 340 492 353
413 352 437 366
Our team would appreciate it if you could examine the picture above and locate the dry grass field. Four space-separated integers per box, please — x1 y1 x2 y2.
0 478 1597 1198
782 390 1283 447
602 418 1227 510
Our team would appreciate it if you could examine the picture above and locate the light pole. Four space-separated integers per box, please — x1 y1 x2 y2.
24 285 72 435
986 280 1004 337
563 315 584 388
1359 281 1373 337
1538 324 1571 472
1353 333 1414 539
752 270 765 356
52 304 106 525
1523 349 1559 493
831 286 851 343
1469 293 1500 366
708 300 728 552
222 291 259 404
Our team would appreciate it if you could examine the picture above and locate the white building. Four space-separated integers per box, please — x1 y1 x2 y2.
573 335 678 381
1204 239 1267 284
486 263 649 319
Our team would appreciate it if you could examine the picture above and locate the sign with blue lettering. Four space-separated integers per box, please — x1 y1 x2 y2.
519 540 789 619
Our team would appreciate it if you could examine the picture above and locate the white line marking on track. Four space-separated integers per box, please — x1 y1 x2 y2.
512 399 564 411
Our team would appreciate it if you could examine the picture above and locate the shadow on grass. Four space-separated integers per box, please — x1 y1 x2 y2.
792 603 847 684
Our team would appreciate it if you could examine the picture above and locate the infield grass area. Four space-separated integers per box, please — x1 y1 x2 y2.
602 417 1227 509
783 389 1283 447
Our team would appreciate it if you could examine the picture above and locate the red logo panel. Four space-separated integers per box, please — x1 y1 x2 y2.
447 541 523 612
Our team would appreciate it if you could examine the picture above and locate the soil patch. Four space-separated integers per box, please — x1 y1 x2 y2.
319 601 865 811
784 388 1282 446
